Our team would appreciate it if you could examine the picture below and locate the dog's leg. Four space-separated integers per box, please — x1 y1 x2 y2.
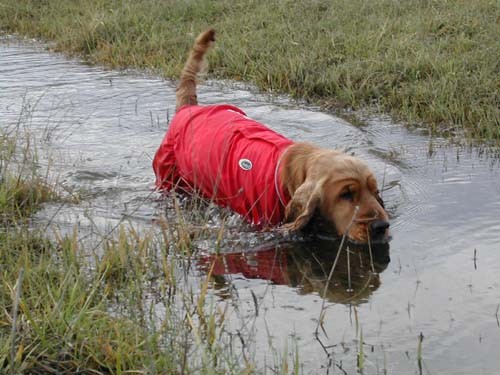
175 28 216 111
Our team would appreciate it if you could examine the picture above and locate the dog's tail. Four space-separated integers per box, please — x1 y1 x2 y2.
175 28 216 111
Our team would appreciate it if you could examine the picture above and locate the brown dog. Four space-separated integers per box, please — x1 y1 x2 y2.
153 29 389 244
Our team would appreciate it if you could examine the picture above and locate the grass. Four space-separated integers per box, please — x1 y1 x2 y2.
1 222 260 373
0 225 239 373
0 132 56 223
0 0 498 141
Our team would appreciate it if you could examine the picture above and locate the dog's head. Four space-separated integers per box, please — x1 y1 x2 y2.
282 144 390 243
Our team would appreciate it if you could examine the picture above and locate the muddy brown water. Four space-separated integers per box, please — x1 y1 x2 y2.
2 37 500 374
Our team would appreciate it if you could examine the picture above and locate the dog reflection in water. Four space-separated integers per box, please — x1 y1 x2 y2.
198 239 390 303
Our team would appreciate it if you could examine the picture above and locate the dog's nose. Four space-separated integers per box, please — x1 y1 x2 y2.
370 220 390 239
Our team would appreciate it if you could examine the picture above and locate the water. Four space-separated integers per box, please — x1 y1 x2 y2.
1 37 499 374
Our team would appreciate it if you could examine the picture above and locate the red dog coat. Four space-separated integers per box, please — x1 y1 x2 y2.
153 104 293 225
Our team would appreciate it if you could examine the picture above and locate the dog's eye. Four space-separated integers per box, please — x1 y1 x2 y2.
339 190 354 201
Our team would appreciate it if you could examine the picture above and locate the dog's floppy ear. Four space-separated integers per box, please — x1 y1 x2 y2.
282 177 326 231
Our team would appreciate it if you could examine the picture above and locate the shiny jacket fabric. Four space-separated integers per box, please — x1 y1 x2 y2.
153 104 293 225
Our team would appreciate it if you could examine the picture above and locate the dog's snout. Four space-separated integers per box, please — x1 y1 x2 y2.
370 220 390 238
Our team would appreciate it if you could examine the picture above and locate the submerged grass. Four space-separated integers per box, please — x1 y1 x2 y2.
1 0 499 140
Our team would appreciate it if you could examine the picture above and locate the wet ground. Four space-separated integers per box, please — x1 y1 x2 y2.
2 37 500 374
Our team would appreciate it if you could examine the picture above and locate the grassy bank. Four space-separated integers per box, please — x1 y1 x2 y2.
1 0 498 141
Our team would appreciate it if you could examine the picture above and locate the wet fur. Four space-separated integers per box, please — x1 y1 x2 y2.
175 29 389 243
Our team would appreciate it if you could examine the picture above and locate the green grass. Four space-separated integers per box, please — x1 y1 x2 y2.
0 220 250 374
0 224 254 374
1 0 498 141
0 131 57 223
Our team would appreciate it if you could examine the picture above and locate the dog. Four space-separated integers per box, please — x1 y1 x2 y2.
153 29 390 244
